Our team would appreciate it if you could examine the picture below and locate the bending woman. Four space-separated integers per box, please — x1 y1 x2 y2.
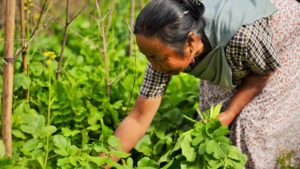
111 0 300 168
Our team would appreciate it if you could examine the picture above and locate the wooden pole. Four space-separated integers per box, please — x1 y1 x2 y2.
2 0 16 157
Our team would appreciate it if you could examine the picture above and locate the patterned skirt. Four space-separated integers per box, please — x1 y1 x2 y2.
199 0 300 168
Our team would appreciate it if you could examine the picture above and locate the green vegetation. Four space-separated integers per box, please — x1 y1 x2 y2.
0 1 248 168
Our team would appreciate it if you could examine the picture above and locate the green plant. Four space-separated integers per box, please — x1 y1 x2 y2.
163 104 248 169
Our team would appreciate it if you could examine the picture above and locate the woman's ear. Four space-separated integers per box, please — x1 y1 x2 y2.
186 32 203 55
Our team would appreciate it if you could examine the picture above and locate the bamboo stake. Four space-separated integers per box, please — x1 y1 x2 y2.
20 0 28 99
96 0 110 97
129 0 135 56
2 0 16 157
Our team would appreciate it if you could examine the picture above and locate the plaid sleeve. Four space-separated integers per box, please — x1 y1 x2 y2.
225 17 280 81
139 63 172 99
244 18 280 75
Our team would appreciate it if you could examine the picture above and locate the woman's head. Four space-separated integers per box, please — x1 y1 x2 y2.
134 0 207 75
134 0 205 46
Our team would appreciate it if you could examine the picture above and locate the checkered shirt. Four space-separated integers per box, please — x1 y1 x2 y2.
139 17 280 99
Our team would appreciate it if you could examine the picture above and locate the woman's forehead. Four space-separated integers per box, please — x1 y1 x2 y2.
136 35 180 56
136 35 164 54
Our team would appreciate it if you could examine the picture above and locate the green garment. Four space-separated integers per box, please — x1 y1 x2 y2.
189 0 277 89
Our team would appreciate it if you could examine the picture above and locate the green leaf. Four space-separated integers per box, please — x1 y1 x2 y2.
214 143 230 159
206 140 217 155
191 136 204 147
213 125 229 138
205 120 222 138
20 114 46 138
21 139 38 155
13 73 31 91
53 135 74 156
30 61 45 76
206 139 230 159
135 135 152 156
153 139 165 155
93 143 108 153
62 128 80 137
215 136 231 144
12 129 26 139
198 142 207 155
45 126 57 136
228 146 247 164
137 157 159 169
87 125 101 131
108 135 121 148
210 103 222 119
110 150 130 158
0 140 5 157
88 156 107 167
0 157 14 168
181 133 196 162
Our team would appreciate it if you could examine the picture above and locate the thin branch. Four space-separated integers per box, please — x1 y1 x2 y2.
29 0 48 39
56 1 87 80
14 0 51 59
106 0 116 30
126 21 137 112
56 0 70 80
129 0 135 56
20 0 29 99
96 0 110 97
68 4 87 24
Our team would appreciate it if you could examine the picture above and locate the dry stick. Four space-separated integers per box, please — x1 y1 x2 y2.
96 0 110 97
14 0 49 59
129 0 135 56
56 0 70 80
125 22 137 113
2 0 16 157
20 0 29 99
56 2 87 80
106 0 116 30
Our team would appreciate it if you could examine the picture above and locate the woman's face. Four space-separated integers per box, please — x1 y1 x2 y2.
136 34 203 75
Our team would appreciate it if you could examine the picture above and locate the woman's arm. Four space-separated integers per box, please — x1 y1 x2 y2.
218 73 272 125
104 96 162 163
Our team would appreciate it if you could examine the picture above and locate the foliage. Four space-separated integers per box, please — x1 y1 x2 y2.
277 150 300 169
0 1 249 169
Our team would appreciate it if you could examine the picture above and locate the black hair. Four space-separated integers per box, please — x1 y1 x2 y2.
134 0 209 54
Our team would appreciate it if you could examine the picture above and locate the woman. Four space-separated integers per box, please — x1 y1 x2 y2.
111 0 300 168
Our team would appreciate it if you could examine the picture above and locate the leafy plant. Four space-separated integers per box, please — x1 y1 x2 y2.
159 104 248 169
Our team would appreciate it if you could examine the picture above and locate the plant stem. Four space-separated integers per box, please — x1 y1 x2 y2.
21 0 29 100
56 0 70 80
56 1 86 80
129 0 135 56
2 0 16 157
44 64 52 169
106 0 116 30
96 0 110 97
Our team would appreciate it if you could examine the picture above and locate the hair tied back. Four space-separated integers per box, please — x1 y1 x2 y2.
188 0 203 6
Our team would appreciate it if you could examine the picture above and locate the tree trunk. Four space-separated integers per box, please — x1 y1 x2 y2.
2 0 16 157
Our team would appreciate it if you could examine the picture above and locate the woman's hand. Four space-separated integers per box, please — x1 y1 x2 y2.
218 111 236 126
218 73 272 126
